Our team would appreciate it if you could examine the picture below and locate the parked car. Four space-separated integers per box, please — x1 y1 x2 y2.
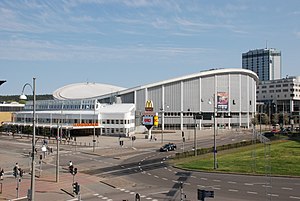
160 143 177 152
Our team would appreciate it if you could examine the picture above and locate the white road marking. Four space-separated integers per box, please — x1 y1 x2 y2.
290 196 300 199
228 181 236 184
213 179 221 182
247 191 258 195
282 187 293 190
162 178 168 180
267 194 279 197
201 178 207 180
244 183 254 186
229 189 238 192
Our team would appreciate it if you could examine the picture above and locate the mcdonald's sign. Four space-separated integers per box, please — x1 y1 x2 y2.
145 100 154 111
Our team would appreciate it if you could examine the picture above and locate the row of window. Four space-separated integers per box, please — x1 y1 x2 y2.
15 117 134 125
259 89 299 93
102 119 133 125
258 83 299 89
259 94 294 99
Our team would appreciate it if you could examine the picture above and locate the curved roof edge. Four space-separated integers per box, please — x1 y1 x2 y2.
117 68 259 95
53 82 126 100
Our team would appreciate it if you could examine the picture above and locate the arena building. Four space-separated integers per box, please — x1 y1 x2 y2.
4 68 258 137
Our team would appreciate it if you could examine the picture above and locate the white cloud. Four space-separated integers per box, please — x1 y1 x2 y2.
0 38 212 62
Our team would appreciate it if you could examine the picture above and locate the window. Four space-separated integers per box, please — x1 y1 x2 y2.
276 84 281 87
120 120 124 124
116 120 119 124
107 120 110 124
269 85 274 88
111 120 114 124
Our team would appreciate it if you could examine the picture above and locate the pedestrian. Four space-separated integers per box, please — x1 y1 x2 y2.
0 168 4 180
15 163 19 170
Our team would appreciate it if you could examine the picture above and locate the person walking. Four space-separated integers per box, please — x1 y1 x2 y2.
0 168 4 180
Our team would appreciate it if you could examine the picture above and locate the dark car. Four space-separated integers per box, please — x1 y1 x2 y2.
160 143 177 152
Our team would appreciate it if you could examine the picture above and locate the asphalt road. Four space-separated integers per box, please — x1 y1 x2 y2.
1 131 300 201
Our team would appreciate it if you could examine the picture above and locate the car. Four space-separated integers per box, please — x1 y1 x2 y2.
160 143 177 152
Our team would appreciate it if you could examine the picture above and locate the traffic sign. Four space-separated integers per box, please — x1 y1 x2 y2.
198 189 214 200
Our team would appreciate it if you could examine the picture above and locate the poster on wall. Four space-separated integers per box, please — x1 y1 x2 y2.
217 92 228 111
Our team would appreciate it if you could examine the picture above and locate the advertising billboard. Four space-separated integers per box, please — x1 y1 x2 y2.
142 116 154 126
217 92 228 111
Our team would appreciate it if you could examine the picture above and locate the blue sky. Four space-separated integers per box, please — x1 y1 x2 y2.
0 0 300 95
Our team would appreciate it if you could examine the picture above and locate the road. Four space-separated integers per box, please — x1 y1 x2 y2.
1 131 300 201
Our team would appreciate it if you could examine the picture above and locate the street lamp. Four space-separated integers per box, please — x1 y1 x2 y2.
93 100 97 152
209 94 217 170
160 105 169 144
20 77 36 201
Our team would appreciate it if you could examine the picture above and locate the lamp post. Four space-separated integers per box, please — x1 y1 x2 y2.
93 103 96 152
209 94 217 170
20 77 36 201
160 108 164 144
160 105 169 144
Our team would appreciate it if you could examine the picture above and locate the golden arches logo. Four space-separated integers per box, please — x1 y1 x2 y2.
145 100 153 111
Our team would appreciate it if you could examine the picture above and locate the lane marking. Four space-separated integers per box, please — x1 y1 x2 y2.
247 191 258 195
244 183 253 186
229 189 238 192
267 194 279 197
282 187 293 190
228 181 236 184
290 196 300 200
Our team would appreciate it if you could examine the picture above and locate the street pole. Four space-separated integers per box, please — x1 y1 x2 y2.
30 78 36 201
194 117 197 156
213 94 217 170
56 124 60 183
93 104 96 152
160 108 164 144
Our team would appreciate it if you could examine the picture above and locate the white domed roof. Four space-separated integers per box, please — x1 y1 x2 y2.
53 82 125 100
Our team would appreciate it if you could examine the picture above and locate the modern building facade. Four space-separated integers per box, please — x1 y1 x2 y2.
242 48 281 81
100 68 259 130
257 76 300 113
4 68 259 137
6 99 135 137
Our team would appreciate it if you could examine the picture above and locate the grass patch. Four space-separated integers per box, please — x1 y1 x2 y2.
173 140 300 176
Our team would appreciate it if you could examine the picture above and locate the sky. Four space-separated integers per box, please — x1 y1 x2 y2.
0 0 300 95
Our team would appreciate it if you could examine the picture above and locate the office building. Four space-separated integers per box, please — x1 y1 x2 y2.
242 48 281 81
257 76 300 113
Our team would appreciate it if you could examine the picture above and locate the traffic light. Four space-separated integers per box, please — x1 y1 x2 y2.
19 168 23 178
69 165 74 174
73 168 77 175
73 182 80 195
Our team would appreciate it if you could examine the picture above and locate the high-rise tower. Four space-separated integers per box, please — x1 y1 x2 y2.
242 48 281 81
